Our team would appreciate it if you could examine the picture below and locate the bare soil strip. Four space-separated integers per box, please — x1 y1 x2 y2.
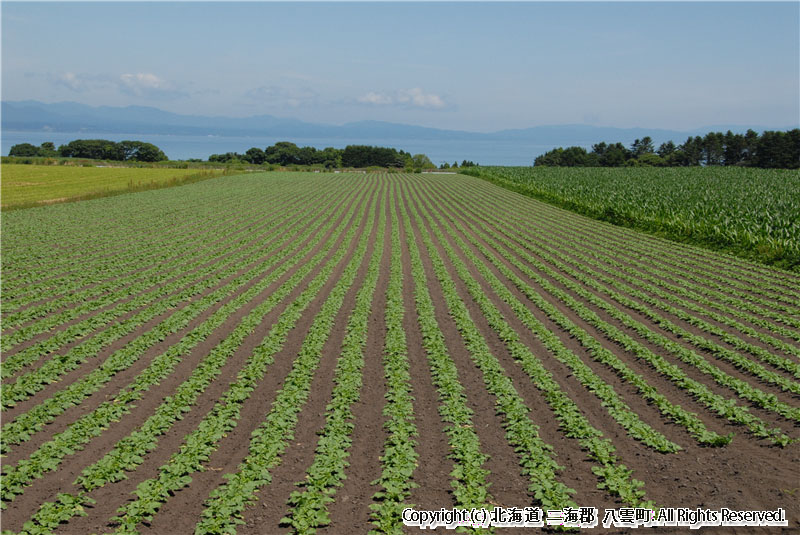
3 172 798 535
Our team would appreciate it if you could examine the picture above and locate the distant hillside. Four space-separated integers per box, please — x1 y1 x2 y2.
2 100 793 145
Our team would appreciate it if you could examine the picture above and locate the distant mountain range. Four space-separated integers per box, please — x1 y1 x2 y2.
2 100 793 147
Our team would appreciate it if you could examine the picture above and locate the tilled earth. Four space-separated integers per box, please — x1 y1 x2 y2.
1 172 798 534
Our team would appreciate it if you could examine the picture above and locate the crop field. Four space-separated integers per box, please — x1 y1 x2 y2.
1 164 221 209
1 171 799 534
465 166 800 272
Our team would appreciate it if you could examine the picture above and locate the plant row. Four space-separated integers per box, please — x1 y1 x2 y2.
406 182 653 508
10 185 372 533
0 187 367 508
426 179 792 446
0 186 360 453
368 197 419 534
1 185 336 361
455 176 800 313
1 183 323 338
280 189 386 534
111 186 378 534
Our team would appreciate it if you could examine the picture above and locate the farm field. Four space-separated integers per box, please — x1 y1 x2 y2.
0 164 223 209
1 171 799 534
465 166 800 272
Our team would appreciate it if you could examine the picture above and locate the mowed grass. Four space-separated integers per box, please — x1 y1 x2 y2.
1 164 221 208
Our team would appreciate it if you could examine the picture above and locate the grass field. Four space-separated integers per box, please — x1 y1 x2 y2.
1 164 225 208
1 172 798 534
465 166 800 272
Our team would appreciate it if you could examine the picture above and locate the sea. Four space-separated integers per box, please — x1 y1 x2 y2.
0 130 559 167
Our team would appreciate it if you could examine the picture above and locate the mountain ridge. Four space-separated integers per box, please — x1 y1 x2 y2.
2 100 794 144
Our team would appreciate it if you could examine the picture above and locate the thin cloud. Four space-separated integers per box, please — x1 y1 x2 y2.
244 85 319 107
49 72 114 93
118 73 187 100
357 88 446 109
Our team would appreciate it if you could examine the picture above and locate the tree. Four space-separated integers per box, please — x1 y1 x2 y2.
702 132 724 166
8 143 40 157
412 154 435 169
742 129 759 166
631 153 667 167
599 143 630 166
753 130 798 168
209 152 242 163
244 147 266 165
39 142 58 157
591 142 608 158
631 137 654 157
265 141 302 165
9 141 59 157
722 131 745 166
677 136 703 166
119 140 168 162
341 145 406 168
535 146 596 167
55 139 166 161
657 141 676 158
787 129 800 169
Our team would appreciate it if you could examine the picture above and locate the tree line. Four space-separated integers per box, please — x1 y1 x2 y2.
8 139 169 162
208 142 435 170
533 129 800 169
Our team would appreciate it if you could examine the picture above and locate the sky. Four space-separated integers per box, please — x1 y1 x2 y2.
2 1 799 132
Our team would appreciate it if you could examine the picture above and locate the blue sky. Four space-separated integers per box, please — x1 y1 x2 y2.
2 2 798 131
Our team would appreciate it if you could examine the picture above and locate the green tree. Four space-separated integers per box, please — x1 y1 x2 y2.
599 143 630 166
702 132 724 165
244 147 266 165
412 154 435 169
742 129 759 166
632 153 667 167
8 143 40 157
631 137 654 157
118 140 168 162
265 142 302 165
657 141 676 159
677 136 703 166
722 131 745 166
39 142 58 157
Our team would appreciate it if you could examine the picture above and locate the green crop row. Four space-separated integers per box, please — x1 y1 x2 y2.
428 177 793 446
11 183 371 533
412 183 684 452
280 185 386 534
434 178 800 386
406 181 653 508
0 186 365 508
1 184 338 372
419 178 731 447
1 184 262 302
1 175 343 309
457 175 800 311
0 173 303 275
1 182 325 338
0 185 360 454
368 192 419 535
192 188 380 535
451 193 800 422
467 166 800 271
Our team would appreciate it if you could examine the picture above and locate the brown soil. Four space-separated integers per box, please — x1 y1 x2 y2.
3 173 798 535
